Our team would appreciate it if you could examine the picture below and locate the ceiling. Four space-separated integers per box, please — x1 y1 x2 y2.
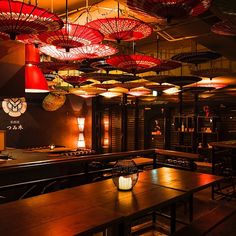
34 0 236 102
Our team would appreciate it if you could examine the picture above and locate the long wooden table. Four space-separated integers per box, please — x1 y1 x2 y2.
0 168 222 235
138 167 223 222
0 170 188 236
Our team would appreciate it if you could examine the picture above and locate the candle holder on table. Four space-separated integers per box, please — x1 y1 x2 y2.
112 159 139 191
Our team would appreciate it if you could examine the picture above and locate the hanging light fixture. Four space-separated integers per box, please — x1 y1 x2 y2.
106 54 161 74
25 64 49 93
0 0 63 40
25 44 49 93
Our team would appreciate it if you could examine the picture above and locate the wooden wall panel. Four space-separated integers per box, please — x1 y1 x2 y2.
0 95 92 149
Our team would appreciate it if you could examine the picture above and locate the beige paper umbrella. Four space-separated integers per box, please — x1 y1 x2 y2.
69 87 105 98
128 86 151 96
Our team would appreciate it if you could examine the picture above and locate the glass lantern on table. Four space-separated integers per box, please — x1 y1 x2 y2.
112 159 139 191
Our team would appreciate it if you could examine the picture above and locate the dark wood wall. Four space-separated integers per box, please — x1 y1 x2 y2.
0 94 92 149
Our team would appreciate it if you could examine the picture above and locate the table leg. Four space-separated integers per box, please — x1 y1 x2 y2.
170 203 176 234
189 194 193 222
118 221 131 236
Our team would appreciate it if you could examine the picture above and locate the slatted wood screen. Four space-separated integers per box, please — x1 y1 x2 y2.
138 109 145 149
110 107 122 152
127 108 135 151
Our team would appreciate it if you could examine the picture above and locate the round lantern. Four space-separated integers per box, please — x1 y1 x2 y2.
112 159 139 191
42 93 66 111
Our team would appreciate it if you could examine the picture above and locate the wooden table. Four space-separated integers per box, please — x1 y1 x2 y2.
209 141 236 199
138 167 223 221
0 173 187 236
209 140 236 174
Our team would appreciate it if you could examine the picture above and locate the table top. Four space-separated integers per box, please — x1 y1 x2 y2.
209 140 236 149
0 172 186 236
138 167 223 193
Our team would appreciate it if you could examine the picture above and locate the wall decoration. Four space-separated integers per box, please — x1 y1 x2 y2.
42 93 66 111
2 98 27 117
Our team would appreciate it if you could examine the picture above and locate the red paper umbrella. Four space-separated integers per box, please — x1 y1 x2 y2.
190 0 212 16
62 76 88 86
38 23 104 52
17 34 43 45
39 61 81 73
86 18 152 42
211 20 236 36
40 45 84 61
0 0 63 40
0 31 9 40
80 73 139 83
69 44 118 59
106 54 161 74
127 0 211 20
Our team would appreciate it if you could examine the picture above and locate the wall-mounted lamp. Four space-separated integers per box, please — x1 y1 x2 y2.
77 117 85 148
103 118 109 148
78 133 85 149
77 117 85 132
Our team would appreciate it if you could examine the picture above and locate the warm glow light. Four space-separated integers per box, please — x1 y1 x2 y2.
100 91 122 98
103 118 109 148
163 87 180 94
118 176 132 190
128 87 151 97
77 133 85 148
104 120 109 131
77 117 85 132
152 90 158 96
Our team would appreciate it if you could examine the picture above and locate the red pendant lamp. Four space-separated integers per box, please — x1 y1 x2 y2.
0 0 63 40
25 44 49 93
